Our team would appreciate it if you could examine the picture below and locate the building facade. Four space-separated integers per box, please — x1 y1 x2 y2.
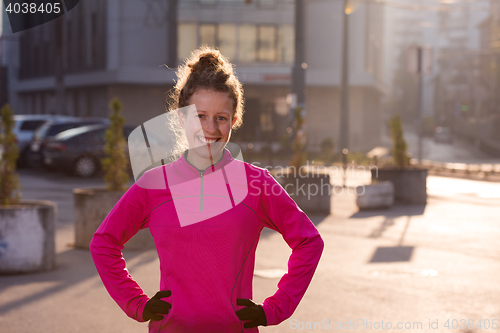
450 0 500 152
3 0 387 153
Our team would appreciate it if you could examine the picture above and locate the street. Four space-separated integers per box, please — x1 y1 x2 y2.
0 167 499 333
258 174 500 333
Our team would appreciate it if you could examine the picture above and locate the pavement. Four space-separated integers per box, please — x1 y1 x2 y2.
0 169 499 333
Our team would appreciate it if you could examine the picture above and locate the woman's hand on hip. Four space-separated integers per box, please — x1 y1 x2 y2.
143 290 172 321
235 298 267 328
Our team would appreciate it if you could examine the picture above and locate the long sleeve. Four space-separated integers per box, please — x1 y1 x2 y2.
89 183 151 322
256 170 324 326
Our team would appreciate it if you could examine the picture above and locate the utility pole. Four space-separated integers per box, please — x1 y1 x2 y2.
417 47 424 165
288 0 307 161
167 0 178 68
339 0 350 151
54 16 65 115
291 0 306 106
408 45 432 165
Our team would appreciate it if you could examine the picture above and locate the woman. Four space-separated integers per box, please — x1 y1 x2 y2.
90 47 324 333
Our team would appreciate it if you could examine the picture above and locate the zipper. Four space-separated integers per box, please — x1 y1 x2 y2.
199 170 204 212
183 149 227 213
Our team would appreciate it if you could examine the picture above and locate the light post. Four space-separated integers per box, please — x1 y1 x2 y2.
408 45 433 165
339 0 350 151
167 0 178 68
288 0 307 163
340 0 359 152
292 0 306 107
55 16 65 115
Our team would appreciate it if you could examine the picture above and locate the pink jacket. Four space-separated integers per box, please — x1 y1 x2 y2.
90 149 324 332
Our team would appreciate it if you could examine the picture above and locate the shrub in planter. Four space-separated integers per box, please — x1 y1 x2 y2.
289 106 307 171
319 137 335 165
277 106 331 215
390 113 409 168
0 105 21 206
371 114 427 204
74 98 154 250
0 104 56 273
101 98 129 192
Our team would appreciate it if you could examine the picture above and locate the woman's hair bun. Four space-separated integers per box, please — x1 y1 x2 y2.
170 46 244 131
188 53 222 74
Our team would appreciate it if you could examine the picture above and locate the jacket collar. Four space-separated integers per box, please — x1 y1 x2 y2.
174 148 234 178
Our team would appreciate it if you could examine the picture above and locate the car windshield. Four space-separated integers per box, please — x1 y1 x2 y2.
33 123 51 140
47 123 82 136
49 121 108 137
19 120 46 131
69 126 132 143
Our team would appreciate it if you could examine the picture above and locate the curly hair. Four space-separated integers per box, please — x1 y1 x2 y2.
168 46 245 130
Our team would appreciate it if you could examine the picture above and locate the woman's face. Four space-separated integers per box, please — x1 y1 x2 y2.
178 89 237 168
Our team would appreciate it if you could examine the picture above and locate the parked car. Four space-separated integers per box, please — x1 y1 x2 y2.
43 124 135 177
434 126 453 144
28 117 109 168
13 115 73 167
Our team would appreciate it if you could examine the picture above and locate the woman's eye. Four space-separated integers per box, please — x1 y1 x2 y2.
195 114 228 121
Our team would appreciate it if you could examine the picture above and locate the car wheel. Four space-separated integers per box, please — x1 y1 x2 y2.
74 155 98 177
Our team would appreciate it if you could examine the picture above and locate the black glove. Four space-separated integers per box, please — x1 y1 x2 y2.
235 298 267 328
143 290 172 321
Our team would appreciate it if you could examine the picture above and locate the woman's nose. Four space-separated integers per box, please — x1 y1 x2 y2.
203 118 218 134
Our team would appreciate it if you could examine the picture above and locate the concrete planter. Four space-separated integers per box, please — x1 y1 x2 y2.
0 200 56 274
371 167 427 204
273 170 331 215
356 181 394 210
73 188 155 250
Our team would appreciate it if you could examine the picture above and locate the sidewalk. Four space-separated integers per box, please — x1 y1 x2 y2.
259 176 500 332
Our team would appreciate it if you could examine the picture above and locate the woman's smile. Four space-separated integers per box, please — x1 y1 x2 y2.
197 136 221 144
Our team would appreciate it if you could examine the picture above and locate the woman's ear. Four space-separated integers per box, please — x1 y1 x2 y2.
231 116 238 128
177 109 186 127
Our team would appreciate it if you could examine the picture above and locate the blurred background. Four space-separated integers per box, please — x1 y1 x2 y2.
1 0 498 165
1 2 500 332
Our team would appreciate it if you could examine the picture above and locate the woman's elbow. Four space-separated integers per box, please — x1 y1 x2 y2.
89 234 98 254
314 233 325 256
89 232 105 255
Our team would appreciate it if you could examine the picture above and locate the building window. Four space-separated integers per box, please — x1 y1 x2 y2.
218 24 237 60
179 23 197 60
257 25 276 62
77 4 85 69
200 24 216 47
65 21 72 70
257 0 277 8
179 23 293 64
90 12 97 66
238 24 257 62
44 24 52 75
278 24 294 63
180 0 292 7
34 44 40 76
199 0 216 5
